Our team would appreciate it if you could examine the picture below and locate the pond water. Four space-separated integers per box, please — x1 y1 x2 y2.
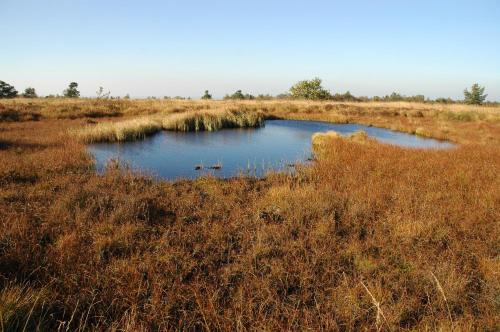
89 120 454 179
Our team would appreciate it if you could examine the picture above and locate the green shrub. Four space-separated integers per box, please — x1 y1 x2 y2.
0 80 18 98
201 90 212 100
22 87 37 98
63 82 80 98
289 78 331 100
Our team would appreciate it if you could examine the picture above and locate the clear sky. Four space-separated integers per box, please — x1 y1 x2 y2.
2 0 499 100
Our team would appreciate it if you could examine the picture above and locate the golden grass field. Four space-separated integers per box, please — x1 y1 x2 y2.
0 98 499 331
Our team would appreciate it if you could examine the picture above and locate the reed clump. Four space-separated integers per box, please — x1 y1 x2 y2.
161 109 264 132
311 130 342 151
73 109 264 143
0 284 53 331
312 130 373 157
349 130 372 143
73 118 162 143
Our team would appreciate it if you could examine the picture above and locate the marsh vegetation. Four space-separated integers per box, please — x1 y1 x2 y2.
72 109 264 143
89 120 454 180
0 98 499 330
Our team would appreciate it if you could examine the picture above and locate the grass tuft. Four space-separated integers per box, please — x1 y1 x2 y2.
73 109 264 143
161 109 264 132
73 118 162 143
0 284 52 331
312 130 373 157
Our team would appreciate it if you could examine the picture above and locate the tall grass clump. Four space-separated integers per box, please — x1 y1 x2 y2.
73 109 264 143
73 118 162 143
439 110 479 122
312 130 373 157
0 284 52 331
312 130 341 146
161 109 264 132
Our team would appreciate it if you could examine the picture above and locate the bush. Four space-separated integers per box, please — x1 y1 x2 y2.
223 90 255 100
201 90 212 100
331 91 359 102
435 97 454 104
63 82 80 98
289 78 331 100
372 93 428 103
0 80 18 98
256 94 273 100
22 87 37 98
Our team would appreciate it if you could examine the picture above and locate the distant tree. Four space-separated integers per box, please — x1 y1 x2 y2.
289 78 331 100
225 90 245 100
233 90 245 99
256 94 273 100
342 91 357 101
201 90 212 100
405 94 426 103
464 83 487 105
0 80 18 98
124 94 130 99
96 86 110 99
435 97 454 104
385 92 404 102
223 90 257 100
63 82 80 98
331 91 359 102
22 87 37 98
375 92 428 103
276 92 291 99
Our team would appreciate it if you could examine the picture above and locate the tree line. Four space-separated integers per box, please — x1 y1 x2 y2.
0 81 80 99
0 79 491 105
283 78 489 105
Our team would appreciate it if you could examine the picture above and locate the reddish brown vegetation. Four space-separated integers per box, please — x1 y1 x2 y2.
0 100 499 331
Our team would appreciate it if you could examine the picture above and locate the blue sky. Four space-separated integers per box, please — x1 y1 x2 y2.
2 0 499 100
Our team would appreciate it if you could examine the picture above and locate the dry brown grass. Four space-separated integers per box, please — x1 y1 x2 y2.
1 99 499 331
312 130 374 159
2 98 499 144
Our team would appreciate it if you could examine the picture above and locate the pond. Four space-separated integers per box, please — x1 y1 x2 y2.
89 120 454 179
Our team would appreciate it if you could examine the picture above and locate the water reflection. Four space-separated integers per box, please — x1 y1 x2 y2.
89 120 454 180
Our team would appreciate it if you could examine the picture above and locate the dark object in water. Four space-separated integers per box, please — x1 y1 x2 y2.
286 163 295 168
195 165 203 170
209 163 222 170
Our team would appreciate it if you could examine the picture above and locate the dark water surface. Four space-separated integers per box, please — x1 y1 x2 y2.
89 120 454 179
